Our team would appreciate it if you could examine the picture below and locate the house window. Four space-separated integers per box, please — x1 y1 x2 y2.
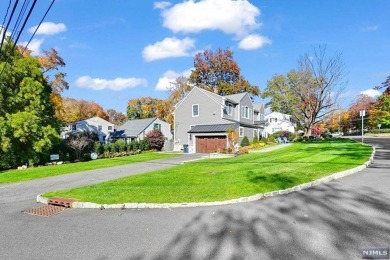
72 124 76 131
270 118 277 123
249 108 253 120
108 126 113 131
154 123 161 130
241 106 249 119
98 125 102 131
239 127 244 137
192 104 199 117
227 103 233 116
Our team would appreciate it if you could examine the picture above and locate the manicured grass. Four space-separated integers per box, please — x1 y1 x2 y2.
0 152 180 184
44 139 372 204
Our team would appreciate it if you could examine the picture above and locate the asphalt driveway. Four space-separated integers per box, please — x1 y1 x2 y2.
0 138 389 260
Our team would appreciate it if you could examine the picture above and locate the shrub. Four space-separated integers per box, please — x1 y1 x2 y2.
260 137 267 143
132 140 139 150
238 147 249 155
94 142 102 154
252 135 259 144
240 136 250 147
145 129 165 151
267 135 276 143
249 142 266 149
115 140 126 152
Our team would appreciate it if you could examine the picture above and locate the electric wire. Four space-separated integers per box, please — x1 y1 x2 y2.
22 0 55 54
0 0 19 53
0 0 37 77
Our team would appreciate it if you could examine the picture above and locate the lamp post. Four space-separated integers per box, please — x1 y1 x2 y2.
360 110 365 143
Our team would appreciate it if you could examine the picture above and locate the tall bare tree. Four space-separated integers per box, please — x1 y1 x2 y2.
262 46 346 136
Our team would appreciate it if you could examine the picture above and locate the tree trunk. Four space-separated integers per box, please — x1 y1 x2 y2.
304 127 312 137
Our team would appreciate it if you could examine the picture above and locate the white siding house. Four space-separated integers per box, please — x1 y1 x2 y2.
61 116 114 143
262 112 296 137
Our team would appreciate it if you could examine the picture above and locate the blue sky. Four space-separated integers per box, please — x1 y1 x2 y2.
5 0 390 113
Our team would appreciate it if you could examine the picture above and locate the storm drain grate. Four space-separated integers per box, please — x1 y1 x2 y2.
23 205 66 217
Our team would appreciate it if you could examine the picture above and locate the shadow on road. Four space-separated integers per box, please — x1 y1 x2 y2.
131 182 390 260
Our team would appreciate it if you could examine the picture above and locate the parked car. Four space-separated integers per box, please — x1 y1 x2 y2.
331 132 344 137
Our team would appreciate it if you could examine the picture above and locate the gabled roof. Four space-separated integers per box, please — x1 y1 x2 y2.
112 117 157 138
225 92 247 103
174 86 224 112
188 123 238 133
253 103 264 113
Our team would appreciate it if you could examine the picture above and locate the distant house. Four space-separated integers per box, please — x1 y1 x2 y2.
109 117 172 143
173 86 265 153
262 112 296 137
61 116 114 143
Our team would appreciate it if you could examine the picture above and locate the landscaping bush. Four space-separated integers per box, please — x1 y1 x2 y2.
260 137 267 143
145 129 165 151
273 131 295 140
115 140 126 152
368 128 390 134
240 136 250 147
238 147 249 155
94 142 102 154
252 135 259 144
249 142 266 149
267 135 276 144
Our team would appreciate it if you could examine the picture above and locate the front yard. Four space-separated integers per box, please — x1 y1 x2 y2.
44 139 372 204
0 152 179 184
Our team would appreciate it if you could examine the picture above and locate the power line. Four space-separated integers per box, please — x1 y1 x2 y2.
0 0 19 53
10 0 30 40
0 0 12 34
22 0 55 54
0 0 37 77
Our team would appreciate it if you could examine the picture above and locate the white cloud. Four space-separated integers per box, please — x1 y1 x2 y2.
238 34 271 50
28 22 67 35
142 37 195 62
155 68 192 91
360 89 381 98
19 38 44 55
154 1 172 9
75 76 147 91
361 25 379 32
160 0 260 37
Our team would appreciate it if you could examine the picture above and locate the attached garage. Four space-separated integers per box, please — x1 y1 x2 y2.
187 123 238 153
196 136 227 153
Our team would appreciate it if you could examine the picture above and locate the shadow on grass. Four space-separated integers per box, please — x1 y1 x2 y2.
130 182 390 259
246 172 298 189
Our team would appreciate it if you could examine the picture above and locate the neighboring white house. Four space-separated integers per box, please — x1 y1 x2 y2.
61 116 114 143
109 117 172 144
262 112 296 137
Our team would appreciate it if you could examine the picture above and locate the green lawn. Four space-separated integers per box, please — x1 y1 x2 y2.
44 139 372 204
0 152 179 184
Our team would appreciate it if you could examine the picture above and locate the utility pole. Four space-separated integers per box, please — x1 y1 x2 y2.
360 110 365 143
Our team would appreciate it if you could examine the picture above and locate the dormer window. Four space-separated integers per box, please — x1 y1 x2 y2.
241 106 250 119
192 104 199 117
227 103 233 116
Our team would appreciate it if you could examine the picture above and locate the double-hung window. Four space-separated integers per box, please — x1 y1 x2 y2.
154 123 161 130
192 104 199 117
227 103 233 116
239 127 244 137
241 106 249 119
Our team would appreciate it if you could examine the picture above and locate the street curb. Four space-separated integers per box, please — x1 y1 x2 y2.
36 145 375 209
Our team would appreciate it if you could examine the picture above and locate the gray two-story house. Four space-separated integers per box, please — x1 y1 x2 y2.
173 87 265 153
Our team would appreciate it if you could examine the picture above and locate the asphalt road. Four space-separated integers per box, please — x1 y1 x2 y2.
0 138 389 260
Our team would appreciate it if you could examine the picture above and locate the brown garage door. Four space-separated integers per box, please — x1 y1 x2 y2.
196 136 227 153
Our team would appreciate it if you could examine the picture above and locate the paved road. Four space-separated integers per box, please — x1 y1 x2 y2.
1 138 389 260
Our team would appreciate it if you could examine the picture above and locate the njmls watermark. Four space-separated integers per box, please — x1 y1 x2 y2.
362 248 389 259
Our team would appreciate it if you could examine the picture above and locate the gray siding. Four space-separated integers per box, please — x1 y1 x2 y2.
222 100 236 121
174 88 229 150
239 94 254 125
140 119 172 141
239 126 257 144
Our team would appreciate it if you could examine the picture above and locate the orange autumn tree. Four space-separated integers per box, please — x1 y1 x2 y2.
61 98 109 123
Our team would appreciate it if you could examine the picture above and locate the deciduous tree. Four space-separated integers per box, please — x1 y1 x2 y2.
262 46 346 136
0 41 59 168
190 48 259 96
106 109 127 126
